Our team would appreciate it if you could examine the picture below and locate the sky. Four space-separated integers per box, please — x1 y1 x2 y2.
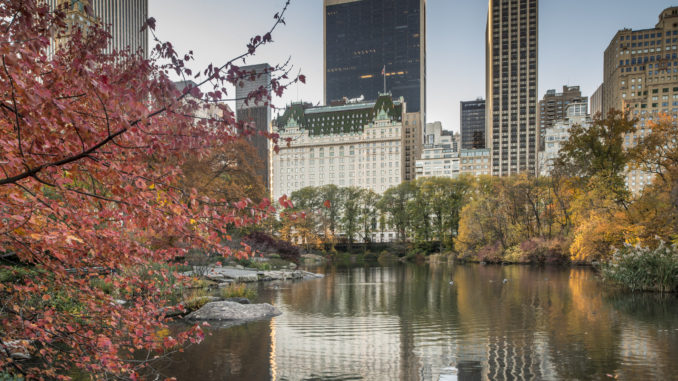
149 0 678 132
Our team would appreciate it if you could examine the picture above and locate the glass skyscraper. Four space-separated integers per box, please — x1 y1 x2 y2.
461 99 486 150
324 0 426 116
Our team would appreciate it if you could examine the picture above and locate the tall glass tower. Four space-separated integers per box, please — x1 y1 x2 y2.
323 0 426 116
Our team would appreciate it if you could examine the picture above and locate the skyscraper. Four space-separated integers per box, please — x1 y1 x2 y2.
600 6 678 193
47 0 149 58
236 64 273 191
461 99 486 149
324 0 426 119
486 0 539 176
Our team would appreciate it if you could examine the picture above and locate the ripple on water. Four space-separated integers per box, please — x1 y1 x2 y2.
159 265 678 381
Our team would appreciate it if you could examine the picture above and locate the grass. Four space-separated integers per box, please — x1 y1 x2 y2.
219 283 257 300
602 241 678 293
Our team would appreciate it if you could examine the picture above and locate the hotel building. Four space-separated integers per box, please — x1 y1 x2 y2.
271 94 405 201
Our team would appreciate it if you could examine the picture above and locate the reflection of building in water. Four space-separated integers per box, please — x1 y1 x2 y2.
271 313 403 380
484 334 555 380
268 269 405 380
620 326 659 364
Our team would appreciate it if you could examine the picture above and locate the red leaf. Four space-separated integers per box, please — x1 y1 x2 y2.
142 17 156 32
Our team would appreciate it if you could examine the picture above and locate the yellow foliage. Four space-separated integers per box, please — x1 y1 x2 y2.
569 210 638 262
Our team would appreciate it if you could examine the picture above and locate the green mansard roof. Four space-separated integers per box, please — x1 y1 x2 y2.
275 94 404 136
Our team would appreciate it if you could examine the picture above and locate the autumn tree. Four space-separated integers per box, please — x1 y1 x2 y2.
626 116 678 243
554 110 636 203
179 138 266 204
0 0 302 378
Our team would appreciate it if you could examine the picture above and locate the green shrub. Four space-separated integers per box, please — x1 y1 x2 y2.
250 261 272 271
236 258 253 268
602 241 678 293
364 251 379 263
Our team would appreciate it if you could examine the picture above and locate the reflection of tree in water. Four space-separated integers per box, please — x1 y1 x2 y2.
603 290 678 380
540 268 622 380
156 321 273 380
604 291 678 327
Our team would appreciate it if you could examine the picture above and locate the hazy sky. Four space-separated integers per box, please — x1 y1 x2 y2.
149 0 677 132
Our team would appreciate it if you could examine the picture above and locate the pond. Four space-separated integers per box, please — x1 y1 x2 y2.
159 264 678 380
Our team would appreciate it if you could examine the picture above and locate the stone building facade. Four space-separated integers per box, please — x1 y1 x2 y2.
271 94 405 201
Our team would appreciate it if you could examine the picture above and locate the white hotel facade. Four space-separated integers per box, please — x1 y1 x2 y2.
271 94 406 201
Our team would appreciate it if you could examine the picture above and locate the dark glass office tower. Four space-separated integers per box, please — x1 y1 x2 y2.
324 0 426 117
461 99 486 149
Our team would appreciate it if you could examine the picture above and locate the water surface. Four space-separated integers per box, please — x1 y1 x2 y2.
160 264 678 380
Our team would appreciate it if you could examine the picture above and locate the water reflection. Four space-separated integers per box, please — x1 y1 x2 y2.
161 264 678 380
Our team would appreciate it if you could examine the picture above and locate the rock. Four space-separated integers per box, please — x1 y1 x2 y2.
235 265 244 269
300 270 324 279
4 340 31 360
225 297 251 304
301 254 325 263
288 262 298 269
197 266 322 284
186 301 281 322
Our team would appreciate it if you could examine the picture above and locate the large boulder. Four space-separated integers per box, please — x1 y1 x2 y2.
185 301 281 322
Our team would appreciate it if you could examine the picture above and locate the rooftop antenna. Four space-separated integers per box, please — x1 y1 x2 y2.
382 65 387 93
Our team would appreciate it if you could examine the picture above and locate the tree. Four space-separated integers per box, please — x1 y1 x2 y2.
555 110 636 203
408 178 433 243
339 187 362 249
0 0 301 378
419 176 472 252
626 116 678 243
289 187 323 249
317 184 341 247
377 182 415 242
178 138 266 203
358 189 379 246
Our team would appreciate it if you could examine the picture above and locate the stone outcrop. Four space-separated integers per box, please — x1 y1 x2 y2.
185 301 281 322
203 267 324 283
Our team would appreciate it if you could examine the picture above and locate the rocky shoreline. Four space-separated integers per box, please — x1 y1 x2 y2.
184 266 324 285
163 266 324 326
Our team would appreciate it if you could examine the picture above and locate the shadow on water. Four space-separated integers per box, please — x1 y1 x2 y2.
157 263 678 381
